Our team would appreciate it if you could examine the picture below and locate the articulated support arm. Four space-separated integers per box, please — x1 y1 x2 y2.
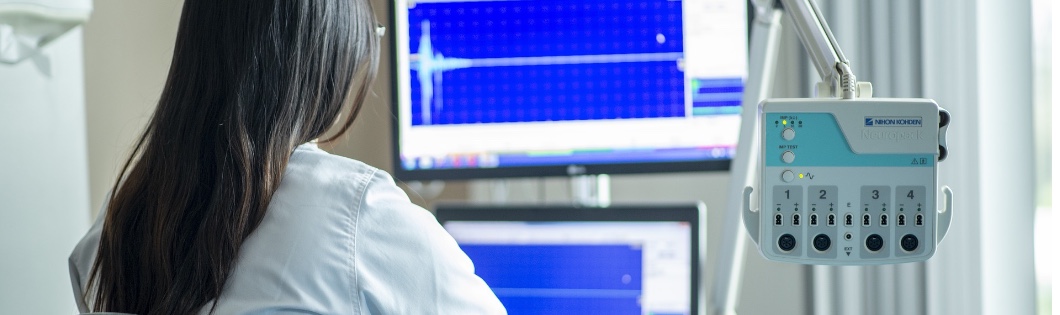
774 0 871 99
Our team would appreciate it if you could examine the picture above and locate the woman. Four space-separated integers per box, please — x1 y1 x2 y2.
68 0 504 314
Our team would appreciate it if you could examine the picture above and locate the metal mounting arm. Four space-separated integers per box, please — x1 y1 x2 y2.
710 1 870 314
779 0 847 87
769 0 869 99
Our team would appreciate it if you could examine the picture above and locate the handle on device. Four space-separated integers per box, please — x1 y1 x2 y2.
937 186 953 242
743 186 760 244
938 108 951 161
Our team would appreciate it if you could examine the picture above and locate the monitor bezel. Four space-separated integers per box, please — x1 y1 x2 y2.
435 203 704 314
386 0 746 181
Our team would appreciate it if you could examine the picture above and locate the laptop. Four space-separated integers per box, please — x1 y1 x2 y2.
436 204 705 315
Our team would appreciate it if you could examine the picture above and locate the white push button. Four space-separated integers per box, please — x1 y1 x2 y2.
781 170 795 182
781 151 795 163
782 128 795 140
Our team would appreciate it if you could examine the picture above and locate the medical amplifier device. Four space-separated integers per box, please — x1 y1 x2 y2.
744 98 952 265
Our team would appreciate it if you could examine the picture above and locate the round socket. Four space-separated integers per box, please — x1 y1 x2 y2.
778 234 797 252
901 234 919 252
865 234 884 252
813 234 831 252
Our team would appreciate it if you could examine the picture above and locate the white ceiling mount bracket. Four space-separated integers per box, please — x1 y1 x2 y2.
0 0 92 64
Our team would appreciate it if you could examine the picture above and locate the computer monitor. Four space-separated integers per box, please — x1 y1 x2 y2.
389 0 748 180
436 204 705 315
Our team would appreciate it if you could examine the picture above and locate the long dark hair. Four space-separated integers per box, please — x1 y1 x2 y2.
86 0 379 314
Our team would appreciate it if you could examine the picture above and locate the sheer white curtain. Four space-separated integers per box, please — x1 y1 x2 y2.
922 0 1036 314
807 0 1037 314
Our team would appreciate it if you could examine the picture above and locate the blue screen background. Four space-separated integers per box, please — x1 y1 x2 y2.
408 0 687 126
461 244 644 314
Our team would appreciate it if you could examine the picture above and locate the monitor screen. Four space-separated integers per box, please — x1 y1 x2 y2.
390 0 748 180
436 205 703 315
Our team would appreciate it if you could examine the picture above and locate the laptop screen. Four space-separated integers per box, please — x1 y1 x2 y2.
437 205 702 315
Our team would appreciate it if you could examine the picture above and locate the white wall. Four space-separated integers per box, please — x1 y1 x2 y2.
83 0 184 217
0 27 90 314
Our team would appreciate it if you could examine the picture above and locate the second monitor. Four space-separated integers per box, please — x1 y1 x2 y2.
436 204 706 315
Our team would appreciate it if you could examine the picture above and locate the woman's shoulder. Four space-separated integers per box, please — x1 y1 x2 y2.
273 142 445 243
288 142 381 181
280 143 435 229
277 143 395 202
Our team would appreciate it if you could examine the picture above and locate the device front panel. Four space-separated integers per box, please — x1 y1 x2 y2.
758 99 940 265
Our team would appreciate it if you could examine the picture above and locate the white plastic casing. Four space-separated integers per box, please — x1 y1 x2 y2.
745 98 951 265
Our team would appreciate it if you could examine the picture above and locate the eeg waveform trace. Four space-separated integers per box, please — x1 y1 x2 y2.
412 19 686 125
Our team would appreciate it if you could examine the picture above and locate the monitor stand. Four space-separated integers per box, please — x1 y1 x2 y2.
571 174 611 207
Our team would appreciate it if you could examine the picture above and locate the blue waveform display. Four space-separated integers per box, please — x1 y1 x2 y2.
461 244 644 315
408 0 688 126
692 78 744 107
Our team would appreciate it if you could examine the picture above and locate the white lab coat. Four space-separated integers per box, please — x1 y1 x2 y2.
68 143 506 314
